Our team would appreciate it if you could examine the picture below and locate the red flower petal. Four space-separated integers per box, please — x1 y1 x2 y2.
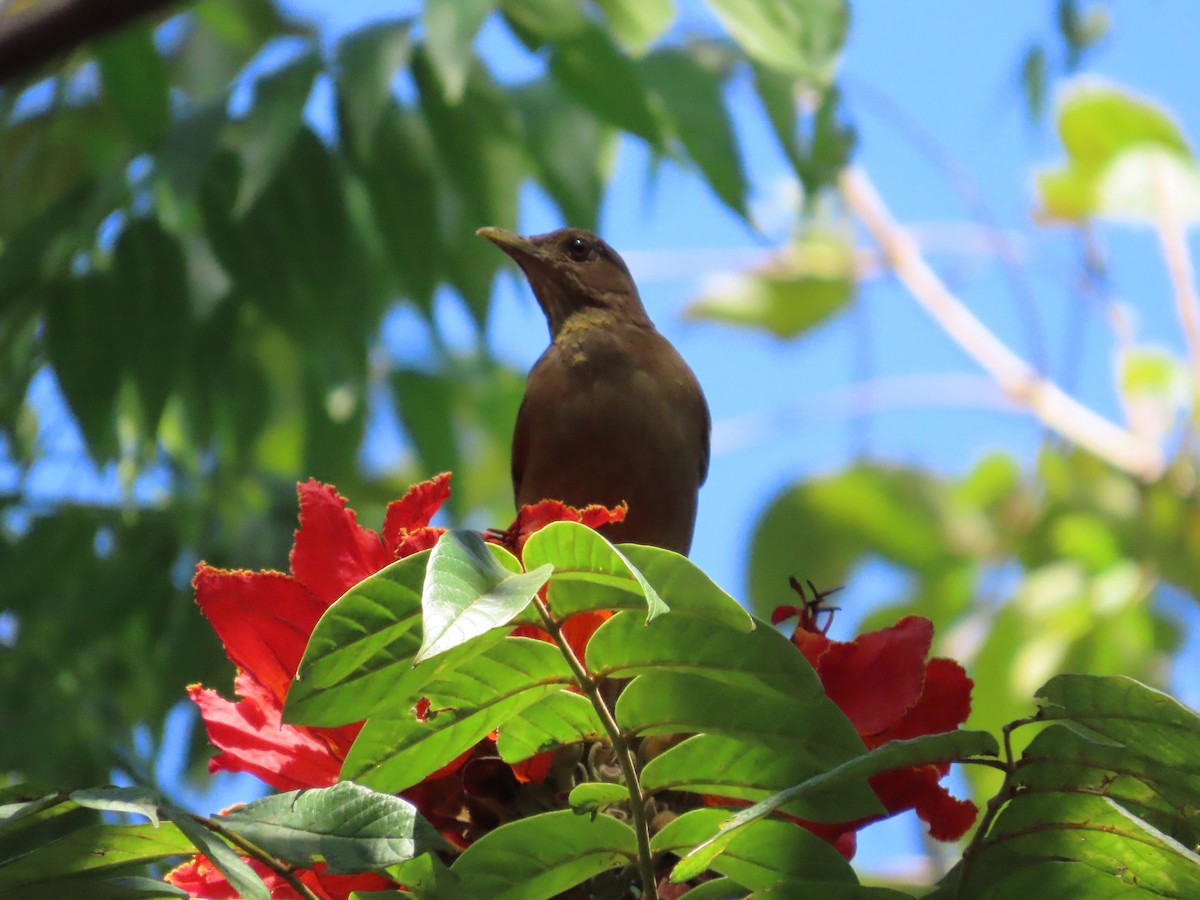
290 480 390 604
508 499 627 553
166 854 394 899
194 567 326 705
883 656 973 743
382 473 452 549
188 682 358 793
808 616 933 745
870 764 978 841
511 750 554 784
394 525 446 559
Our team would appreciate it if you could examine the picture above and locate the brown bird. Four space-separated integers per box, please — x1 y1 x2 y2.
477 226 710 555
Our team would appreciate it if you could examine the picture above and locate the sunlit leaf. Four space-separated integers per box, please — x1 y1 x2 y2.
595 0 675 54
496 691 603 763
424 0 498 104
705 0 847 87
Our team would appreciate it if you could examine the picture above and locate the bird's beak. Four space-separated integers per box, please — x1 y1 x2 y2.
476 227 542 265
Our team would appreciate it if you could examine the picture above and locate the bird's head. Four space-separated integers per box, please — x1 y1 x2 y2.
477 226 652 337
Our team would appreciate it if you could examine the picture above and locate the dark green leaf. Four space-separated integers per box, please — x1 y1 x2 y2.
342 638 574 791
548 23 665 148
640 46 748 218
0 787 72 837
70 787 161 827
335 20 413 155
595 0 676 53
394 851 467 898
97 25 170 146
522 522 668 622
393 368 462 478
218 781 444 873
231 48 321 216
424 0 499 103
0 824 193 891
111 219 192 433
450 809 637 899
417 530 550 663
617 544 753 630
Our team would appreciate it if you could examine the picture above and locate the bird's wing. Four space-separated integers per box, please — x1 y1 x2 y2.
697 389 712 487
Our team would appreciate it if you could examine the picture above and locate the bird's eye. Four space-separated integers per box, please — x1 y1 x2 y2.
565 236 591 261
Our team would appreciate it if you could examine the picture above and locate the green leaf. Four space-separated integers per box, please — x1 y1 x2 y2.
617 544 753 630
0 823 193 892
672 730 996 880
70 787 161 827
513 80 609 230
706 0 848 87
164 810 269 900
335 20 413 155
450 809 637 899
424 0 498 103
417 530 550 664
675 877 749 899
232 48 321 216
496 691 604 762
640 45 748 218
522 522 667 622
653 809 855 890
288 551 502 727
218 781 444 873
393 368 461 480
97 24 170 146
686 233 855 339
586 611 810 693
595 0 676 54
567 783 629 817
342 638 574 791
1035 79 1199 223
111 219 192 434
548 22 665 148
394 851 467 898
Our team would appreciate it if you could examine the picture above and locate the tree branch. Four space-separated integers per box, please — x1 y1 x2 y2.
840 166 1166 482
0 0 184 87
1151 157 1200 387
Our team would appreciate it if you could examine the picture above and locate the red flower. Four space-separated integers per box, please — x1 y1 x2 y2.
165 854 392 899
774 606 977 857
170 477 623 897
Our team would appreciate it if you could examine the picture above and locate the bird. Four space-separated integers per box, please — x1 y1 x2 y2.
477 226 710 556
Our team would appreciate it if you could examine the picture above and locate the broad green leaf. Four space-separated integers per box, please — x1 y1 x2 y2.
686 234 855 339
335 20 413 156
654 809 855 890
158 101 227 199
231 48 321 216
97 25 170 146
0 786 71 836
596 0 676 54
705 0 847 87
288 551 505 727
677 877 749 899
394 851 468 898
513 80 609 230
164 808 270 900
71 787 161 827
641 733 880 823
752 63 805 176
548 22 665 148
342 638 574 791
424 0 498 103
393 368 461 484
567 783 629 817
640 45 748 218
1035 79 1198 222
111 219 192 434
523 522 667 622
616 544 751 630
499 0 589 45
218 781 444 873
0 823 193 892
417 530 550 664
586 611 811 694
496 690 603 762
450 809 637 899
672 730 996 880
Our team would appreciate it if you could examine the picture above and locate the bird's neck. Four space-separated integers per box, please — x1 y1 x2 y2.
547 298 653 341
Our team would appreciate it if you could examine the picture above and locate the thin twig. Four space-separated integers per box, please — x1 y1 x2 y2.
1152 157 1200 387
194 814 323 900
533 598 658 900
840 166 1166 481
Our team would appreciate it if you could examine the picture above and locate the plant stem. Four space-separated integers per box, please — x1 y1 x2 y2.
534 598 658 900
194 814 323 900
840 166 1166 482
1152 158 1200 388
